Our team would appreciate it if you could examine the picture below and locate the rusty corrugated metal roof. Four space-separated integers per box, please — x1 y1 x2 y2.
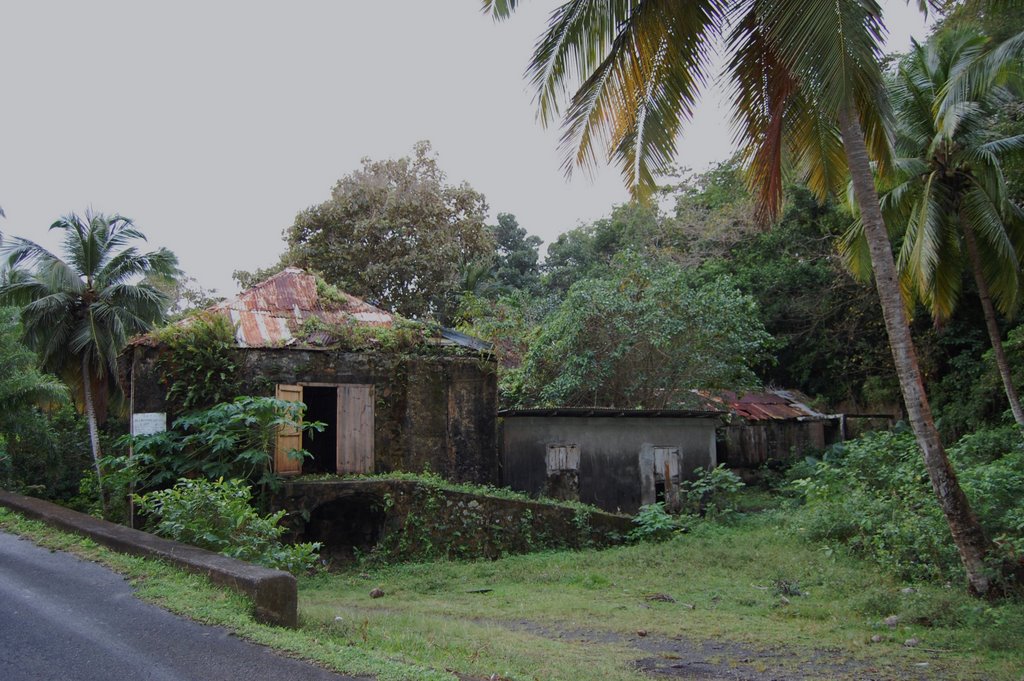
703 389 833 422
205 268 394 348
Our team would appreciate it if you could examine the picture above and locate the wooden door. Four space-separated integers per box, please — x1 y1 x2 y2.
274 384 304 476
337 384 374 474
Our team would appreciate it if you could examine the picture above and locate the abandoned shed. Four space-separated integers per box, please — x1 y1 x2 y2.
121 268 498 484
706 389 844 468
500 408 722 514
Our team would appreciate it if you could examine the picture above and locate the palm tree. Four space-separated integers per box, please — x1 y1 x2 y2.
486 0 999 594
845 30 1024 428
0 212 178 509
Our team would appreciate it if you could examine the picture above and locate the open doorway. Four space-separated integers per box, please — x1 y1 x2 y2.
302 386 337 474
275 383 375 476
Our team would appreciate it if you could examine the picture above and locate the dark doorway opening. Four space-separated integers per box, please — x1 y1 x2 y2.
304 495 386 565
302 386 337 474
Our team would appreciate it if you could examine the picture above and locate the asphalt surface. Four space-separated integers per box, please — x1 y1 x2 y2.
0 530 362 681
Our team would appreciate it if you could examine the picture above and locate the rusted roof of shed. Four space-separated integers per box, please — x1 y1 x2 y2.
207 268 394 348
704 389 835 422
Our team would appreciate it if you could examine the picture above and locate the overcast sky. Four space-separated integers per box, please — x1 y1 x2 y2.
0 1 929 296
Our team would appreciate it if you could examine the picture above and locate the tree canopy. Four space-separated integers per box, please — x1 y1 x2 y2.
506 254 771 409
285 141 493 321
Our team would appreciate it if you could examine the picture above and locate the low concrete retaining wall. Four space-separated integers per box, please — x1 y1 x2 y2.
0 490 297 627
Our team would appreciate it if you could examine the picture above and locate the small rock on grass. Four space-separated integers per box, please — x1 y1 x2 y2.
904 637 920 648
370 587 385 599
884 615 900 628
870 635 883 643
637 630 648 637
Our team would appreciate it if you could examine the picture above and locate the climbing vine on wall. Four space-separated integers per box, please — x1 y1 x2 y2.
153 312 242 414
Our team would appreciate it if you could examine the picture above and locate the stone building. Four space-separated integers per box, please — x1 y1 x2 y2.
121 268 498 484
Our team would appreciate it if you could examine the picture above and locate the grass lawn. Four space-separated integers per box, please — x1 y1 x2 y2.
2 502 1022 680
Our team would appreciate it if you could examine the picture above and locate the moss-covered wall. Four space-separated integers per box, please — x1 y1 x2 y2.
125 345 498 484
272 479 633 564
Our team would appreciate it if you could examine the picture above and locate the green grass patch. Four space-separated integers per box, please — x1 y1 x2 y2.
301 510 1024 680
3 500 1022 680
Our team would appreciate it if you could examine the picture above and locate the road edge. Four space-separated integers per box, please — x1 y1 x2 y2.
0 490 297 627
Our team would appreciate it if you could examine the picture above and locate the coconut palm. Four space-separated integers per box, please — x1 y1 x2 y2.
486 0 999 593
845 30 1024 427
0 212 178 509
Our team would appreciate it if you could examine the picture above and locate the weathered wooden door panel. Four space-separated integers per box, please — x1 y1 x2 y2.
337 384 374 474
274 384 304 476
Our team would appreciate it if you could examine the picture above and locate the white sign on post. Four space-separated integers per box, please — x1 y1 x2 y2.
131 412 167 436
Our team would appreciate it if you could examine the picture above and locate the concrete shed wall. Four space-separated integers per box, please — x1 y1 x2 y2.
501 416 717 513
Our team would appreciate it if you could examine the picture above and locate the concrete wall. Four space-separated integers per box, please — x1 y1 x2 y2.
126 345 498 484
501 416 718 514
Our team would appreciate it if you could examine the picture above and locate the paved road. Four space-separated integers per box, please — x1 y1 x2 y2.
0 530 361 681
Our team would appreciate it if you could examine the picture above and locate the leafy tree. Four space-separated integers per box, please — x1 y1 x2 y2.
847 30 1024 427
0 306 71 492
490 213 543 294
285 141 493 321
0 213 178 510
487 0 1002 595
0 307 67 417
457 289 556 388
700 188 897 408
543 202 664 293
508 254 770 409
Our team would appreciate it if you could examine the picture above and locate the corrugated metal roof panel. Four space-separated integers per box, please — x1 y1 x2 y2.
703 389 834 422
209 268 397 348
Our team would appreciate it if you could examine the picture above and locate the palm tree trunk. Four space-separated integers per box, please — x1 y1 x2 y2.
961 217 1024 429
81 355 107 514
838 104 994 595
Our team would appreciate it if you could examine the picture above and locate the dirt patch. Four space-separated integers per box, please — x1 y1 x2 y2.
486 619 954 680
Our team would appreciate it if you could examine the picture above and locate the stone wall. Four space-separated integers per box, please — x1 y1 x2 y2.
272 479 633 565
124 345 498 484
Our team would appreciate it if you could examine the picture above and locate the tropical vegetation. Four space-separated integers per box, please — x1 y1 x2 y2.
484 0 1022 595
0 212 177 510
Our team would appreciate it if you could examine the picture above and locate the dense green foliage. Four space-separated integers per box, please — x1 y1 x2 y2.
1 404 96 503
793 426 1024 583
153 312 241 414
505 254 770 408
0 212 178 511
114 395 322 495
135 477 320 574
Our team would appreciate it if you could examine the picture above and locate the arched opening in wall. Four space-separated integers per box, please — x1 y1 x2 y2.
304 494 387 566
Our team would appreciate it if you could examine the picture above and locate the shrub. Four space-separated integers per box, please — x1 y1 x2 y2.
2 405 101 503
113 395 323 496
681 465 745 518
153 312 241 414
791 426 1024 582
629 503 687 542
134 477 320 575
